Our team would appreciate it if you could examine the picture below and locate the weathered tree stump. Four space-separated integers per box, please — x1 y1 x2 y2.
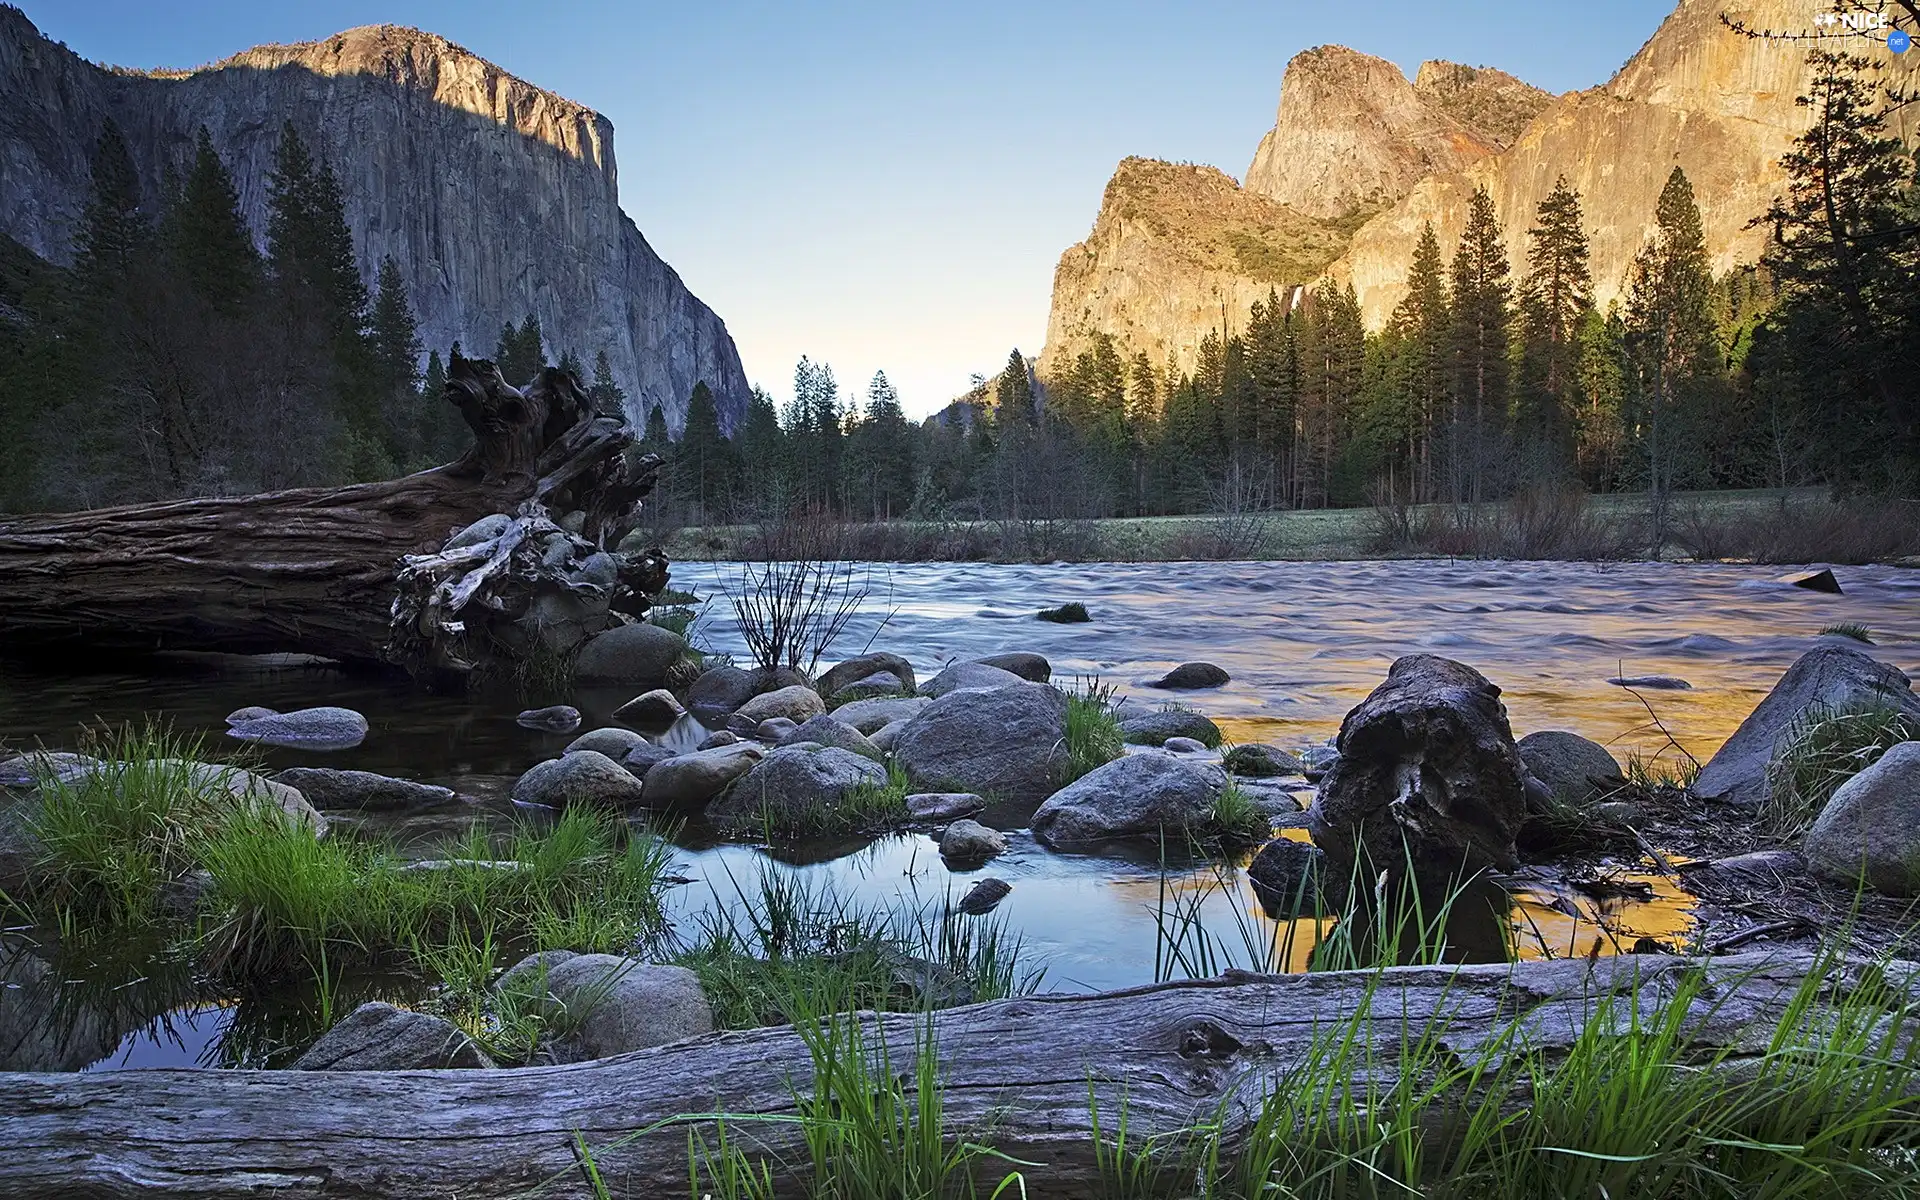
0 355 666 675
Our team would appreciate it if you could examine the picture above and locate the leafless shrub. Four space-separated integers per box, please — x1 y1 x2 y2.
1169 462 1275 560
723 507 892 674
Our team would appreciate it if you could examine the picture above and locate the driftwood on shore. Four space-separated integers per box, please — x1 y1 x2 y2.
0 951 1895 1200
0 355 665 674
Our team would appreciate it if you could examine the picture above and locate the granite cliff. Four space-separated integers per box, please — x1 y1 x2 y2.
0 8 748 432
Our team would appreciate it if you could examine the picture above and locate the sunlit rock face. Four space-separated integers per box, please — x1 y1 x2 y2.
0 11 747 433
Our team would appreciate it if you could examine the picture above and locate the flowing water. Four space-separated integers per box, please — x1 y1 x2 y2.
4 558 1917 1071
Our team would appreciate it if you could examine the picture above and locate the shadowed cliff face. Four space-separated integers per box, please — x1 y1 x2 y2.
0 10 748 434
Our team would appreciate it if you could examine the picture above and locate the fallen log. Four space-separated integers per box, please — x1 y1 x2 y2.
0 951 1900 1200
0 355 666 674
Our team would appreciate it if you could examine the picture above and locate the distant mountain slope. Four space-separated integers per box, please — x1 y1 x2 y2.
0 8 749 432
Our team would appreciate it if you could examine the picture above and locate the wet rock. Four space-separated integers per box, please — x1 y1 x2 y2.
510 750 646 808
907 792 987 823
1118 707 1222 749
790 714 885 762
0 945 123 1071
832 696 930 734
516 705 582 733
939 819 1007 861
1781 568 1842 594
1032 753 1226 848
1694 645 1920 810
860 945 974 1008
1224 743 1307 778
735 685 825 725
158 868 216 917
1300 745 1341 771
641 743 765 807
1308 655 1527 877
974 652 1051 683
1163 736 1207 753
687 665 757 722
894 682 1068 805
614 689 685 728
1684 849 1805 884
1607 675 1693 691
574 623 688 687
566 727 649 759
754 717 800 744
869 721 907 753
273 768 454 812
921 661 1026 698
223 706 279 725
830 673 910 702
1232 776 1309 817
1516 731 1625 805
818 653 917 701
531 956 713 1062
695 730 740 750
226 706 369 751
1149 662 1231 690
1804 742 1920 896
447 513 512 550
0 751 101 789
293 1002 492 1071
1037 602 1091 624
1247 839 1341 916
709 746 887 830
958 877 1013 915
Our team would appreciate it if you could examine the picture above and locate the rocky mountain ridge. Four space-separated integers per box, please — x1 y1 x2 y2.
0 8 749 432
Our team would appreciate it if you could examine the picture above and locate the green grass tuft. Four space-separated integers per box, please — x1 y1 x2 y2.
1062 678 1124 783
1820 622 1874 644
1763 704 1920 840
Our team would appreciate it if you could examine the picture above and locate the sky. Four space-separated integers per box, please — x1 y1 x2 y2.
30 0 1681 417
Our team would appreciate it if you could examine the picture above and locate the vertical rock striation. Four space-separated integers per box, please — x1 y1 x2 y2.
0 8 748 432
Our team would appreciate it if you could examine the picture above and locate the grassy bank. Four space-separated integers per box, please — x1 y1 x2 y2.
651 488 1920 565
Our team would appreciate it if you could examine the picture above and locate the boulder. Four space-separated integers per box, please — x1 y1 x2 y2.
574 623 688 687
832 696 931 734
735 685 826 725
1246 839 1342 916
1307 655 1527 877
614 689 685 728
958 877 1012 915
1118 707 1222 748
566 727 649 759
869 722 906 753
1164 737 1207 754
1803 742 1920 896
516 705 582 733
939 819 1007 861
974 652 1051 683
272 768 453 812
818 653 917 701
686 665 757 722
708 746 888 829
1037 602 1091 624
1694 645 1920 810
621 741 678 779
65 759 327 836
1148 662 1231 690
1516 731 1626 805
293 1002 492 1071
906 792 987 823
754 717 800 744
0 751 102 789
1032 753 1226 848
831 673 910 703
789 714 885 762
894 682 1069 805
641 743 765 807
537 956 713 1061
494 949 581 1000
225 706 368 751
1782 568 1842 594
223 706 278 725
509 751 646 808
1224 744 1307 778
920 661 1026 698
695 731 740 750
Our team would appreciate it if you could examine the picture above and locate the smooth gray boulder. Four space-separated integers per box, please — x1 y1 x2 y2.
687 665 756 722
614 689 685 728
293 1002 492 1070
818 653 916 701
641 743 764 807
0 751 101 789
272 768 454 811
566 727 649 759
958 877 1013 915
789 714 884 762
939 819 1007 861
1164 737 1207 754
735 685 825 725
974 652 1051 683
621 741 678 780
510 751 646 808
695 731 740 750
537 956 713 1061
831 673 910 702
1118 707 1222 748
1148 662 1231 690
1308 655 1527 876
64 759 327 835
574 623 688 687
1804 742 1920 896
1246 839 1342 915
1695 645 1920 810
494 950 580 999
708 746 887 829
1224 743 1307 778
907 792 986 822
869 721 907 753
754 717 800 744
1517 731 1626 805
920 661 1026 698
832 696 930 735
894 682 1069 805
516 705 581 733
1032 753 1226 848
225 706 368 751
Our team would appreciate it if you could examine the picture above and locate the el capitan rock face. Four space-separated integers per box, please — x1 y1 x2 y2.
0 9 748 433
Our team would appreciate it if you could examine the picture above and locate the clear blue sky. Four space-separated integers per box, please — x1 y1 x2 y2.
29 0 1678 416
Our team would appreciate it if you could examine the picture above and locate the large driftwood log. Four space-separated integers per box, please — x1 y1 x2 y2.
0 355 665 673
0 952 1901 1200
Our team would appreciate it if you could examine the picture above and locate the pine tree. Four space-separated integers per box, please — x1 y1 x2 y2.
1391 225 1450 500
1516 178 1592 468
994 348 1033 426
368 257 423 467
165 126 257 312
1447 188 1513 504
733 385 785 516
495 314 545 387
75 118 145 289
587 349 627 418
680 380 734 519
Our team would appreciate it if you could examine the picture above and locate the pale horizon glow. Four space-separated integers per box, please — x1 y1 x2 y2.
28 1 1679 418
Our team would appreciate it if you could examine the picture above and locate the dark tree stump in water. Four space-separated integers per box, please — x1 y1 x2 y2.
0 355 665 675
